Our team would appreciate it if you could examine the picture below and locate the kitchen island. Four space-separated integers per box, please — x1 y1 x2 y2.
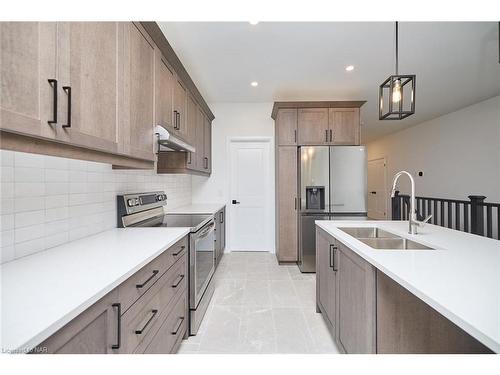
315 220 499 353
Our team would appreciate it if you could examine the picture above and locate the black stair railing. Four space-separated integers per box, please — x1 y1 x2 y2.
391 191 500 240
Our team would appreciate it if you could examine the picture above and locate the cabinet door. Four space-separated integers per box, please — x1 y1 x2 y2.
173 78 187 139
1 22 58 139
297 108 328 145
203 115 212 173
155 50 175 130
56 22 122 154
336 242 376 353
316 228 336 328
122 22 155 161
276 108 297 146
276 147 298 262
40 289 119 354
329 108 360 145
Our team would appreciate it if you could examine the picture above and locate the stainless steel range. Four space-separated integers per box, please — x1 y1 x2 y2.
117 191 216 335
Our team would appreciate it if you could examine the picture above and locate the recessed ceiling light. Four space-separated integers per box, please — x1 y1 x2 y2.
249 21 259 25
251 81 258 87
345 65 355 72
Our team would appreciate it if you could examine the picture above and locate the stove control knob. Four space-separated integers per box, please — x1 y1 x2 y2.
127 199 134 207
134 198 139 205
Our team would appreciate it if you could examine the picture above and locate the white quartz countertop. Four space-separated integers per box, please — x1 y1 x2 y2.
316 220 500 353
1 227 190 353
167 203 225 215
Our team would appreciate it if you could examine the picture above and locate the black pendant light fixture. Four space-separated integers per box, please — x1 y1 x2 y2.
379 22 416 120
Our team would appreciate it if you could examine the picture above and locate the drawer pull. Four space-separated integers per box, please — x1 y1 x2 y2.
135 309 158 335
47 79 57 125
171 274 185 288
171 317 184 335
136 270 159 289
172 246 185 257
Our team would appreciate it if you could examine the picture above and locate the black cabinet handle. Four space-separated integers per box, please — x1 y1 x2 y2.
62 86 71 128
136 270 159 289
171 274 185 288
325 129 328 142
47 79 57 125
329 244 334 269
294 129 297 143
370 191 377 195
171 317 184 335
187 152 192 165
330 129 333 142
294 197 297 210
220 211 224 223
204 157 208 169
332 246 338 272
232 200 240 204
135 309 158 335
172 245 185 257
112 303 121 349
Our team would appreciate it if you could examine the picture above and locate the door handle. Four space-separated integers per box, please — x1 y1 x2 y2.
329 129 333 142
220 211 224 223
294 197 297 210
111 303 121 349
325 129 328 142
329 245 334 268
370 191 377 195
294 129 297 143
232 200 240 204
62 86 71 128
47 79 57 125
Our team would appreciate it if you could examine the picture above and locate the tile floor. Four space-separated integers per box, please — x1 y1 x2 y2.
178 251 340 354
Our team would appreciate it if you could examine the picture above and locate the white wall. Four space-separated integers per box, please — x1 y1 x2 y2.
0 150 192 263
191 102 275 251
366 95 500 214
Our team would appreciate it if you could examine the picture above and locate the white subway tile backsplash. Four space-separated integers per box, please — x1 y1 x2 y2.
0 150 192 263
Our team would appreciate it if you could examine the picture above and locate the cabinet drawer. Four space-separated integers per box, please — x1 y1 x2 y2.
118 236 187 312
142 289 187 354
118 257 187 353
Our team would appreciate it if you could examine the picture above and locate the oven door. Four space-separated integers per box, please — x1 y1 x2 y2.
190 219 216 308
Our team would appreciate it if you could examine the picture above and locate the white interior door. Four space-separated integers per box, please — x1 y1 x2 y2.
367 158 387 219
229 140 272 252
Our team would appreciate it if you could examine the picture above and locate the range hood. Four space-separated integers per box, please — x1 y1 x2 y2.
155 125 195 153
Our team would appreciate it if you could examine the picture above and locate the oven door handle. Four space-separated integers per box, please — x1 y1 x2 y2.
196 222 215 239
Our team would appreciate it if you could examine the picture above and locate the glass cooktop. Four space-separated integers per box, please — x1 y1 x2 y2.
133 214 212 232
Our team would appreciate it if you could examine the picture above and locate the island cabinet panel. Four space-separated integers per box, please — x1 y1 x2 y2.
376 271 493 354
40 289 119 354
315 227 337 331
0 22 58 140
276 108 297 146
297 108 329 145
329 108 360 145
276 146 298 262
336 242 376 354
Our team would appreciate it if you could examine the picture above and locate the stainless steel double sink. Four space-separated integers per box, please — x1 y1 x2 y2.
339 227 435 250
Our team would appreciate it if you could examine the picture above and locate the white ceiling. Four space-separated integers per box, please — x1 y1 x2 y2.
158 22 500 142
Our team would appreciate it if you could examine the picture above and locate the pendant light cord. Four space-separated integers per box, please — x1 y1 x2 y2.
395 21 399 75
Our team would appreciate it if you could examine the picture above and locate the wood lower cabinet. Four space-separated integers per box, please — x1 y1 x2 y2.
316 227 336 330
336 241 376 354
276 146 298 262
39 236 189 354
215 206 226 266
297 108 329 145
276 108 297 146
0 22 58 140
329 108 360 145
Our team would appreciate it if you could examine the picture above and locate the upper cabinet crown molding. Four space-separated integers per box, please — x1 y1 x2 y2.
271 101 366 120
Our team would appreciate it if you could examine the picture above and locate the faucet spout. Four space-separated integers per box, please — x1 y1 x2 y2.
391 171 418 234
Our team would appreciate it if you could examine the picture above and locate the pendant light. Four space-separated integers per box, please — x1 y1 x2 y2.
379 22 416 120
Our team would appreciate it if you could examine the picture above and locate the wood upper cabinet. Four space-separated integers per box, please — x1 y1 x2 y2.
41 289 119 354
203 115 212 173
0 22 58 140
121 22 155 161
173 78 188 140
297 108 329 145
154 49 175 130
276 146 298 262
276 108 297 145
316 227 336 329
336 241 376 354
329 108 360 145
56 22 123 154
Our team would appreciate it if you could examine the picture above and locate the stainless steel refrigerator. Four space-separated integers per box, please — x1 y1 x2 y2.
298 146 368 272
